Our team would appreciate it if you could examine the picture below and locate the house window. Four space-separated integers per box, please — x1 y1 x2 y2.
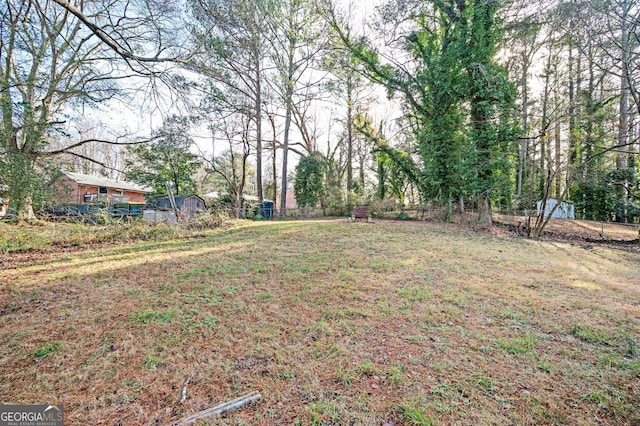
99 186 108 194
114 190 123 196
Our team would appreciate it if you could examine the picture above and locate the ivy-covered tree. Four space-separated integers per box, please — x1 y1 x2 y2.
328 0 519 224
354 113 416 203
464 1 519 222
294 152 324 208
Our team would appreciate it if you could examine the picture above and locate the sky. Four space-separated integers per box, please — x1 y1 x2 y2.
78 0 393 184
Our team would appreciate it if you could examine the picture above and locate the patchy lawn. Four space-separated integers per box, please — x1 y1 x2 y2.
1 219 639 425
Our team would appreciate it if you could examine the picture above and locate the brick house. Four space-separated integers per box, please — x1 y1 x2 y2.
285 188 298 209
55 171 152 204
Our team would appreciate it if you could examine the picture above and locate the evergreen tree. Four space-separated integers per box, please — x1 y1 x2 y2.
294 152 324 208
124 118 202 196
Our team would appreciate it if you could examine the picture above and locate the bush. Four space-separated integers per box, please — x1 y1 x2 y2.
186 210 228 229
323 204 350 217
0 213 231 253
397 211 411 220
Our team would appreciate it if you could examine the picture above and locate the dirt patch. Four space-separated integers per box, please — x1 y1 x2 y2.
492 215 640 253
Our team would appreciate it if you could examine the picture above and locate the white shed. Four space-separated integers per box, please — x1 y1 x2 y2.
536 198 575 219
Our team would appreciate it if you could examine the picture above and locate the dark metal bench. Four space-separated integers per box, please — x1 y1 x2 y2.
350 206 371 222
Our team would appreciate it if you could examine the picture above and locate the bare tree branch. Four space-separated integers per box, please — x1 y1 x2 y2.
50 0 189 65
44 135 162 156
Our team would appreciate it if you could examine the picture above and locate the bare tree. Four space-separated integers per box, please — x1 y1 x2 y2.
265 0 327 217
202 113 253 217
188 0 271 203
1 0 186 218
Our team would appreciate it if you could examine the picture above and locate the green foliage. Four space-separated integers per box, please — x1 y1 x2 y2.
131 308 178 324
355 361 377 376
125 116 201 196
571 324 611 345
395 402 433 426
321 152 350 216
571 170 617 221
355 114 421 202
496 335 537 354
32 342 62 359
294 152 324 207
0 2 123 219
343 0 519 218
0 152 53 218
144 354 165 369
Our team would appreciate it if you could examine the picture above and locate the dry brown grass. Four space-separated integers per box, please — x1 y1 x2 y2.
493 214 640 243
1 219 639 425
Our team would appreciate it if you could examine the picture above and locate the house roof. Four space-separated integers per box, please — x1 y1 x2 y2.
64 171 152 193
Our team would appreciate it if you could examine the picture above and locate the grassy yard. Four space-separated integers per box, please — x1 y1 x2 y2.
1 219 639 425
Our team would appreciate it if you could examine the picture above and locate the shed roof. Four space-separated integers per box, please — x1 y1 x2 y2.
144 194 206 211
536 198 574 205
64 171 152 193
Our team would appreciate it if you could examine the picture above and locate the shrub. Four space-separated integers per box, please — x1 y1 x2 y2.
187 210 227 229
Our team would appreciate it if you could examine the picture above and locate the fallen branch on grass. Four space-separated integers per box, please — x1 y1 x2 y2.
180 378 190 403
169 391 262 425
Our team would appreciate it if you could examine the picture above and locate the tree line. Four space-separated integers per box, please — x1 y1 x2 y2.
1 0 638 230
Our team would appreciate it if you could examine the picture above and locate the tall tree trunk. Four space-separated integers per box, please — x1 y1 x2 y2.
616 14 630 222
255 56 264 202
478 197 491 226
377 157 385 200
346 82 353 194
568 40 580 196
554 117 561 198
458 195 465 215
517 51 529 199
267 112 278 204
273 148 277 205
273 140 278 207
359 155 365 193
551 48 562 199
280 104 292 217
538 52 553 201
